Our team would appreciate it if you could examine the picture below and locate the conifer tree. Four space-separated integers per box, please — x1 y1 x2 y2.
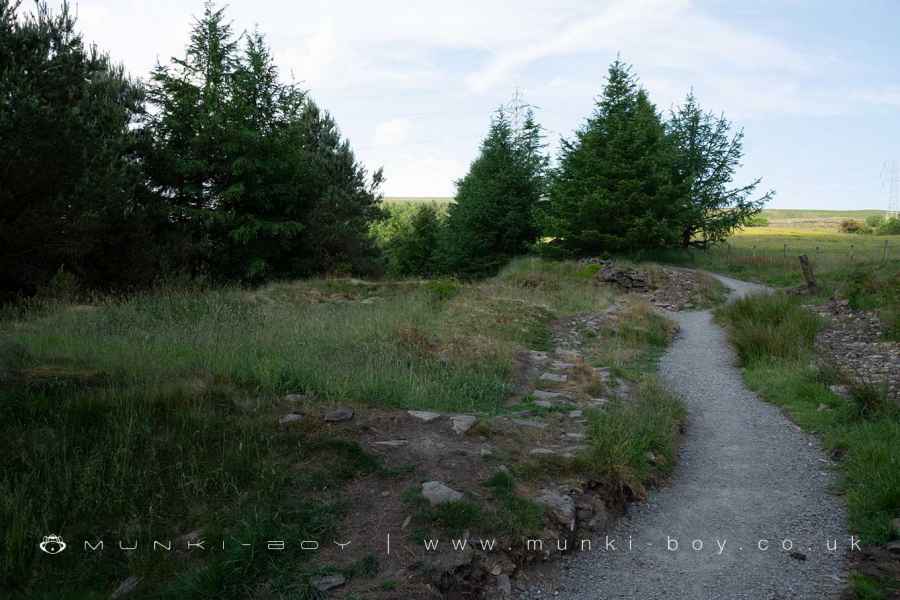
539 59 685 252
668 91 773 247
441 101 548 276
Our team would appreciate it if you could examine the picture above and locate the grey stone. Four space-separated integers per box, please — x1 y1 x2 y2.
408 410 442 422
110 576 140 599
534 390 570 401
535 490 576 530
422 481 463 505
564 433 586 440
311 574 346 592
284 393 310 403
540 372 568 383
480 446 494 457
324 407 354 422
451 414 477 434
552 361 576 370
512 418 547 429
534 400 553 408
568 410 583 418
529 448 556 456
278 413 303 425
372 439 408 447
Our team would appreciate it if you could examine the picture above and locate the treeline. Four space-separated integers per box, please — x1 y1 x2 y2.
384 60 773 277
1 1 381 297
1 1 773 297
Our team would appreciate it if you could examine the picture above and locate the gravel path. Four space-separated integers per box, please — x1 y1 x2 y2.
545 273 849 599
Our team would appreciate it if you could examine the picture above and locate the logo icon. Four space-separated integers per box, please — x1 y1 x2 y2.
39 534 66 555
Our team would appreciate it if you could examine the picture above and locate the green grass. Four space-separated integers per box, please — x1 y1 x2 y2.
717 293 900 599
580 377 686 497
0 258 614 597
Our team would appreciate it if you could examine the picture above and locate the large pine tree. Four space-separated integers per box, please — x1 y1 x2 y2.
144 2 382 281
441 102 548 276
668 91 773 247
0 0 158 296
539 59 685 252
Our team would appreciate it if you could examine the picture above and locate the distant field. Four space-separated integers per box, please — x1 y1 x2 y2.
383 196 453 204
760 208 890 231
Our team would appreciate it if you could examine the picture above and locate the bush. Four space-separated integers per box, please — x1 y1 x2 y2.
840 219 863 233
866 214 885 229
379 204 442 277
876 217 900 235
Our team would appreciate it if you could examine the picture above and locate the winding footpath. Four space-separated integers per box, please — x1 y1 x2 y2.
552 273 849 599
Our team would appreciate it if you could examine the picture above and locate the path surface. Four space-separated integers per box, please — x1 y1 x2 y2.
547 273 848 599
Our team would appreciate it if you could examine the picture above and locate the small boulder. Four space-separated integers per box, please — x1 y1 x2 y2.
567 410 583 418
451 414 477 435
371 439 408 448
534 400 553 408
311 574 346 592
535 490 576 531
284 393 310 403
497 574 512 597
533 390 569 401
540 373 568 383
278 413 303 426
422 481 463 506
324 407 354 422
408 410 442 422
529 448 556 456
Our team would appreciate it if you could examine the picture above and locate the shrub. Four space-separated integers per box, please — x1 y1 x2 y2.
865 214 885 229
877 217 900 235
840 219 863 233
380 204 442 277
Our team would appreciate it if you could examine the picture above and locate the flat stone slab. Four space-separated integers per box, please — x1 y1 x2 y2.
371 440 408 448
534 400 553 408
533 390 570 401
278 413 303 425
551 361 576 369
567 410 583 418
529 448 557 456
539 372 568 383
422 481 463 505
564 432 586 440
450 414 477 434
324 407 354 422
311 575 346 592
408 410 442 422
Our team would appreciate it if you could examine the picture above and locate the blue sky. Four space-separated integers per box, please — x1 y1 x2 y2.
66 0 900 209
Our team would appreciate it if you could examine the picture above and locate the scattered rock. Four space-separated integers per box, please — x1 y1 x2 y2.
816 403 830 412
408 410 442 422
110 576 140 599
598 263 651 292
480 446 494 457
645 451 659 465
567 410 583 418
371 439 408 448
530 448 556 456
324 407 354 422
278 413 303 425
451 414 477 435
311 574 346 592
535 490 576 531
284 393 310 403
533 390 570 401
534 400 553 408
422 481 464 505
551 361 576 370
829 384 851 400
540 373 568 383
564 433 586 441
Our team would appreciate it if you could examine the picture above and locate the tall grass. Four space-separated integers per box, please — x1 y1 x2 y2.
0 258 613 596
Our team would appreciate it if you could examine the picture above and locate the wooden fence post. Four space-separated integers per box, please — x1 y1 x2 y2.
883 240 889 264
799 255 818 293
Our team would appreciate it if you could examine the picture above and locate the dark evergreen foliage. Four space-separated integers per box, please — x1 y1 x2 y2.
668 91 773 247
0 0 162 296
441 105 548 276
144 3 382 281
538 59 687 253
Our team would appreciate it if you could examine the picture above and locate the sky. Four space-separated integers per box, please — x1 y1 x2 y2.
60 0 900 209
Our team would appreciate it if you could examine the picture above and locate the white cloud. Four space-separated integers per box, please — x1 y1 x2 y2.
374 118 413 147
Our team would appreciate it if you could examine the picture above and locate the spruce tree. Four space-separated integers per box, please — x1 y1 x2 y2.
539 59 684 252
0 0 157 296
668 91 773 247
441 103 547 276
145 2 382 280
